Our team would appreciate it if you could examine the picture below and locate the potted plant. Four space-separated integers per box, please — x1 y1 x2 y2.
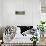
31 35 38 46
37 21 45 37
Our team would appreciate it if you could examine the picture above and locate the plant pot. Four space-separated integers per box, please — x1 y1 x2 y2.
40 32 44 37
33 41 36 46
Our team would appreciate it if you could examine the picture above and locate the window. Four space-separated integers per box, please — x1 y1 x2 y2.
41 0 46 13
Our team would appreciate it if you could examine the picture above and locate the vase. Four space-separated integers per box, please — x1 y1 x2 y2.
33 41 36 46
40 32 44 38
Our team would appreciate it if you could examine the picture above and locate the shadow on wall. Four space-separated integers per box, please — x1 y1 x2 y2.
0 27 5 40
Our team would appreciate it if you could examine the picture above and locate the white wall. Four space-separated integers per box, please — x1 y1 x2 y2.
0 0 3 26
1 0 41 26
32 0 41 27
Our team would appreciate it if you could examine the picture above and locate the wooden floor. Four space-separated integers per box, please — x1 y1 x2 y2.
1 43 33 46
1 37 46 46
40 37 46 45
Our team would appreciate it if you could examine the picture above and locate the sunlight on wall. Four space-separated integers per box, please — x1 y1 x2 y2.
41 13 46 21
